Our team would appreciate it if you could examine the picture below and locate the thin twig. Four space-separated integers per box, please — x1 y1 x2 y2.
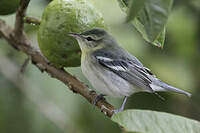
14 0 30 37
0 19 115 117
20 56 30 73
24 16 41 25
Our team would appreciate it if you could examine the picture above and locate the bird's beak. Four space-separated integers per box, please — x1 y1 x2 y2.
68 32 81 38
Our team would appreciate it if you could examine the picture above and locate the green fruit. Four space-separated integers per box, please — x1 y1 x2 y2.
38 0 106 67
0 0 20 15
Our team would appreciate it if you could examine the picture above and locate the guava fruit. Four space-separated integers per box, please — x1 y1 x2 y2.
38 0 106 67
0 0 20 15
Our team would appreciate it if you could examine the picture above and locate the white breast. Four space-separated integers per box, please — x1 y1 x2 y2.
81 54 139 98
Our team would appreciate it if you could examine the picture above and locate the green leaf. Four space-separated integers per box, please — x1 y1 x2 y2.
136 0 172 42
117 0 173 47
126 0 147 22
152 27 165 48
132 18 165 47
117 0 129 12
112 110 200 133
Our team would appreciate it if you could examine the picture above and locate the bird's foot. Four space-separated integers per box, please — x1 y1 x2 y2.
112 108 124 114
93 94 106 105
112 96 128 114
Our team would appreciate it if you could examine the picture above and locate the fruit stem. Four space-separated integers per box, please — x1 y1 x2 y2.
24 16 41 26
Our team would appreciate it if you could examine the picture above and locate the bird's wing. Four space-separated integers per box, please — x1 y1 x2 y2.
93 49 191 97
93 49 153 92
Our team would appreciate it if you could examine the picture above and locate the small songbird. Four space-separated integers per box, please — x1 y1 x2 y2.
69 28 191 113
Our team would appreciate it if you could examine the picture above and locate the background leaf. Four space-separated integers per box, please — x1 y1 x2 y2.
126 0 146 22
117 0 173 47
112 109 200 133
152 27 166 47
117 0 129 12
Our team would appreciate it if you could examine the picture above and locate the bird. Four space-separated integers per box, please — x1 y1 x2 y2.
68 28 191 113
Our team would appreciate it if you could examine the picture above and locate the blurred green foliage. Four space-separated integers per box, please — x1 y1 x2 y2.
0 0 200 133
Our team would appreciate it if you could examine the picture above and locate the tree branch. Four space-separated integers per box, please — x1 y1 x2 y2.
0 0 114 117
14 0 30 37
20 56 30 73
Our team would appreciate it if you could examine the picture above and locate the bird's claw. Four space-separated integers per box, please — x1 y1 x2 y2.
112 96 128 114
92 94 106 105
112 108 124 114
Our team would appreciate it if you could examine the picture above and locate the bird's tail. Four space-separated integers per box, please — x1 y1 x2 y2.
150 80 191 97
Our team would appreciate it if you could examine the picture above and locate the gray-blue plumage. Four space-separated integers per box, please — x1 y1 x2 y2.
92 46 191 97
69 28 191 99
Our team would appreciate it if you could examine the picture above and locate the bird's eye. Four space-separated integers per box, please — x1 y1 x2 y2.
86 36 94 41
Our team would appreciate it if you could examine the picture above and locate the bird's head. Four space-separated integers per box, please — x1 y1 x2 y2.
69 28 115 52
